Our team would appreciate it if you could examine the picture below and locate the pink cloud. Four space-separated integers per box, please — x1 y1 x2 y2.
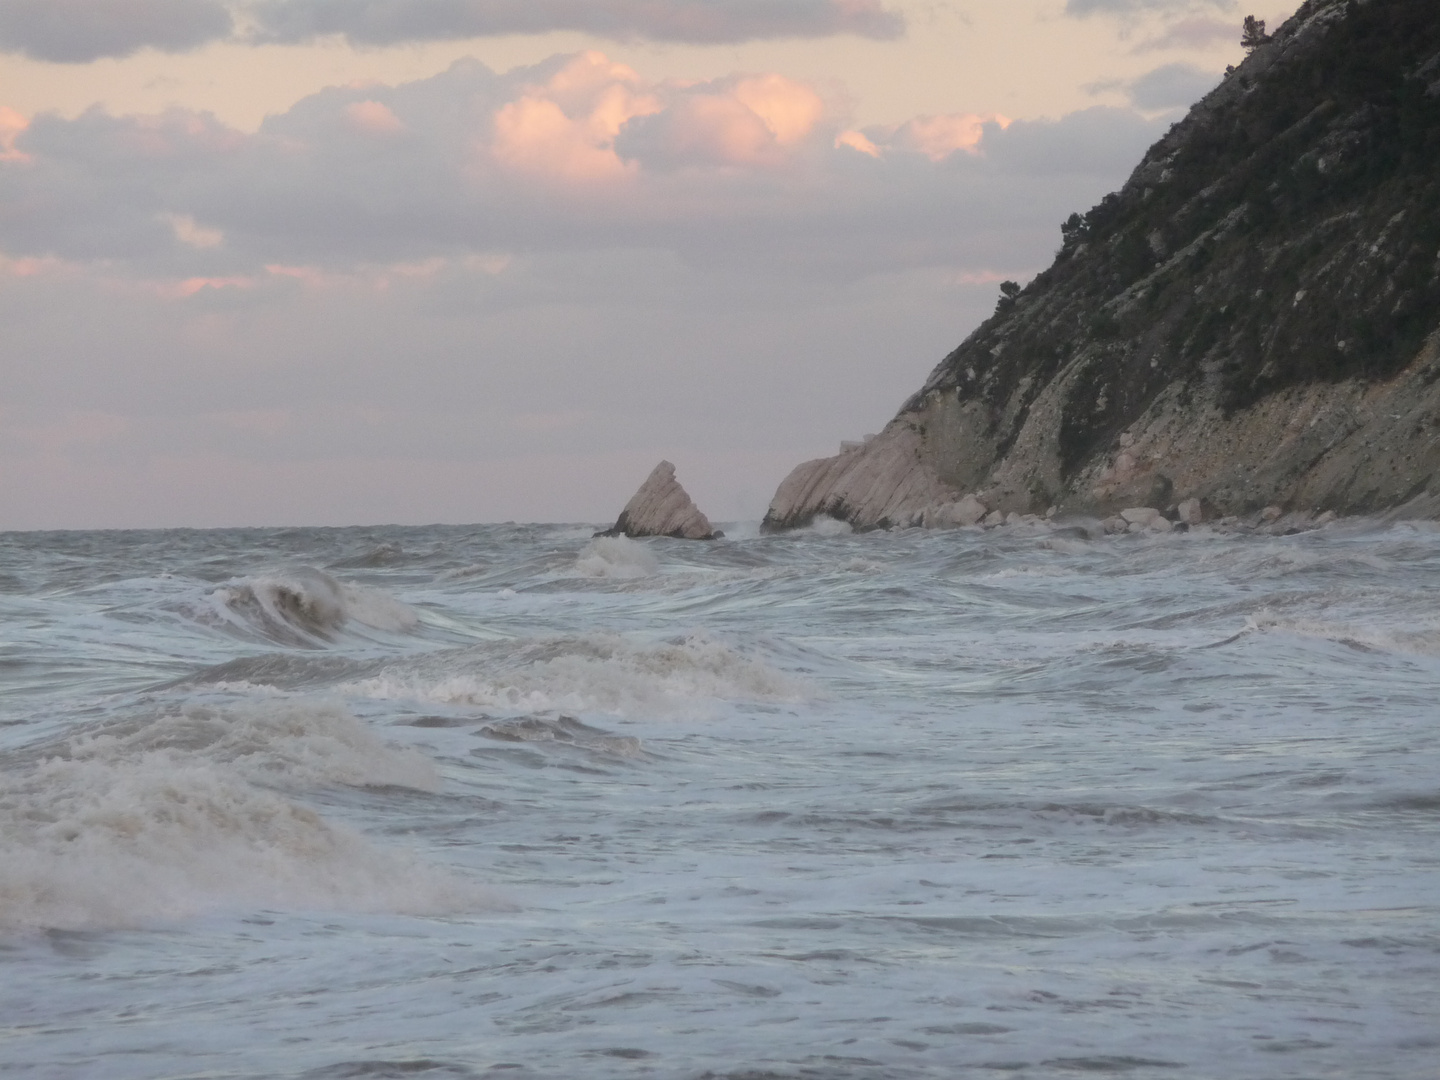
835 112 1011 162
885 112 1010 161
0 252 78 278
259 258 497 293
834 130 881 158
647 92 779 166
162 275 255 298
492 96 633 181
344 100 405 135
732 75 825 146
490 52 660 182
611 70 833 170
0 106 29 162
115 110 245 158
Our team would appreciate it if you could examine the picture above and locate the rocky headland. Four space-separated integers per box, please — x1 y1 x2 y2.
764 0 1440 534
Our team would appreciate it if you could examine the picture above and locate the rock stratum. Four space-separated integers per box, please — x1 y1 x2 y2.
765 0 1440 532
600 461 721 540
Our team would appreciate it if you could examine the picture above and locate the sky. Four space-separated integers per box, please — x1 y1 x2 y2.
0 0 1300 529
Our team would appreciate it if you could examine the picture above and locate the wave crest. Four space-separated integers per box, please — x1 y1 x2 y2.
205 566 419 646
573 536 660 579
68 700 442 792
0 755 487 933
346 632 810 719
0 701 491 932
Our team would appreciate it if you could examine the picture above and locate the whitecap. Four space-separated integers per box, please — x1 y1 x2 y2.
0 754 491 933
344 632 811 720
67 700 442 792
804 516 853 537
203 566 419 646
1245 610 1440 658
572 536 660 579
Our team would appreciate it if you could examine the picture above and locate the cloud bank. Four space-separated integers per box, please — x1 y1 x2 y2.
1066 0 1235 17
0 51 1159 277
0 0 904 62
0 51 1168 527
1125 61 1220 109
248 0 905 47
0 0 233 62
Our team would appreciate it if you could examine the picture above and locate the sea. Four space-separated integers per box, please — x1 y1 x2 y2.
1 518 1437 1080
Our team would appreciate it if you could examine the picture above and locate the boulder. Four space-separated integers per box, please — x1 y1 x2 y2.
1176 498 1204 525
921 493 988 529
599 461 721 540
1120 507 1161 527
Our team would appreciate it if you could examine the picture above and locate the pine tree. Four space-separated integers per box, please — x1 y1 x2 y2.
1242 16 1271 53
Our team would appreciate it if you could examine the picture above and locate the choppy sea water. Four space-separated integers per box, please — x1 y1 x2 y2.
1 519 1437 1080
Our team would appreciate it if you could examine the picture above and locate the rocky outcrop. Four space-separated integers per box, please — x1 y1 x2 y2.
600 461 721 540
765 0 1440 532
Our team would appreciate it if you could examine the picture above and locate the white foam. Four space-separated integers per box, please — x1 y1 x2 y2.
337 581 421 632
345 632 810 719
0 700 485 932
805 516 853 537
206 566 419 644
0 754 489 933
573 536 660 579
1246 610 1440 658
69 701 442 792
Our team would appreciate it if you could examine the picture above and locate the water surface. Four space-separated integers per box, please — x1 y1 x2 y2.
2 520 1437 1079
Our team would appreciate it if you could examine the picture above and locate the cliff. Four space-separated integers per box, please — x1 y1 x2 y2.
764 0 1440 531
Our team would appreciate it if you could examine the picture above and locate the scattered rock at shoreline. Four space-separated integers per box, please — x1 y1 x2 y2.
598 461 721 540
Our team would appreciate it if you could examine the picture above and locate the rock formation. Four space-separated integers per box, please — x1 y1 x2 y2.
600 461 722 540
765 0 1440 532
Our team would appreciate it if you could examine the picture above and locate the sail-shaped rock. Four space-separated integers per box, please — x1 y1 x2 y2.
599 461 721 540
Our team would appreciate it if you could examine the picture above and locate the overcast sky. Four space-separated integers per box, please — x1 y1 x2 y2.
0 0 1298 529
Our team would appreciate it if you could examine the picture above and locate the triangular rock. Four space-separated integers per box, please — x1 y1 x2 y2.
599 461 721 540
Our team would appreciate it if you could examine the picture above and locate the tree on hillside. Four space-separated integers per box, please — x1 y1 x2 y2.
1242 16 1271 52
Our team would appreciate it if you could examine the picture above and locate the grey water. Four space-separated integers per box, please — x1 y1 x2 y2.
1 519 1437 1079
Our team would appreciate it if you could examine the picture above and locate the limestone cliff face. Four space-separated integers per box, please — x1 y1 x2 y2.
765 0 1440 532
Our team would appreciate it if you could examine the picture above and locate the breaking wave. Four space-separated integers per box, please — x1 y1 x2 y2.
1245 610 1440 658
202 566 419 646
67 700 442 792
572 536 660 579
344 632 810 719
0 702 489 933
